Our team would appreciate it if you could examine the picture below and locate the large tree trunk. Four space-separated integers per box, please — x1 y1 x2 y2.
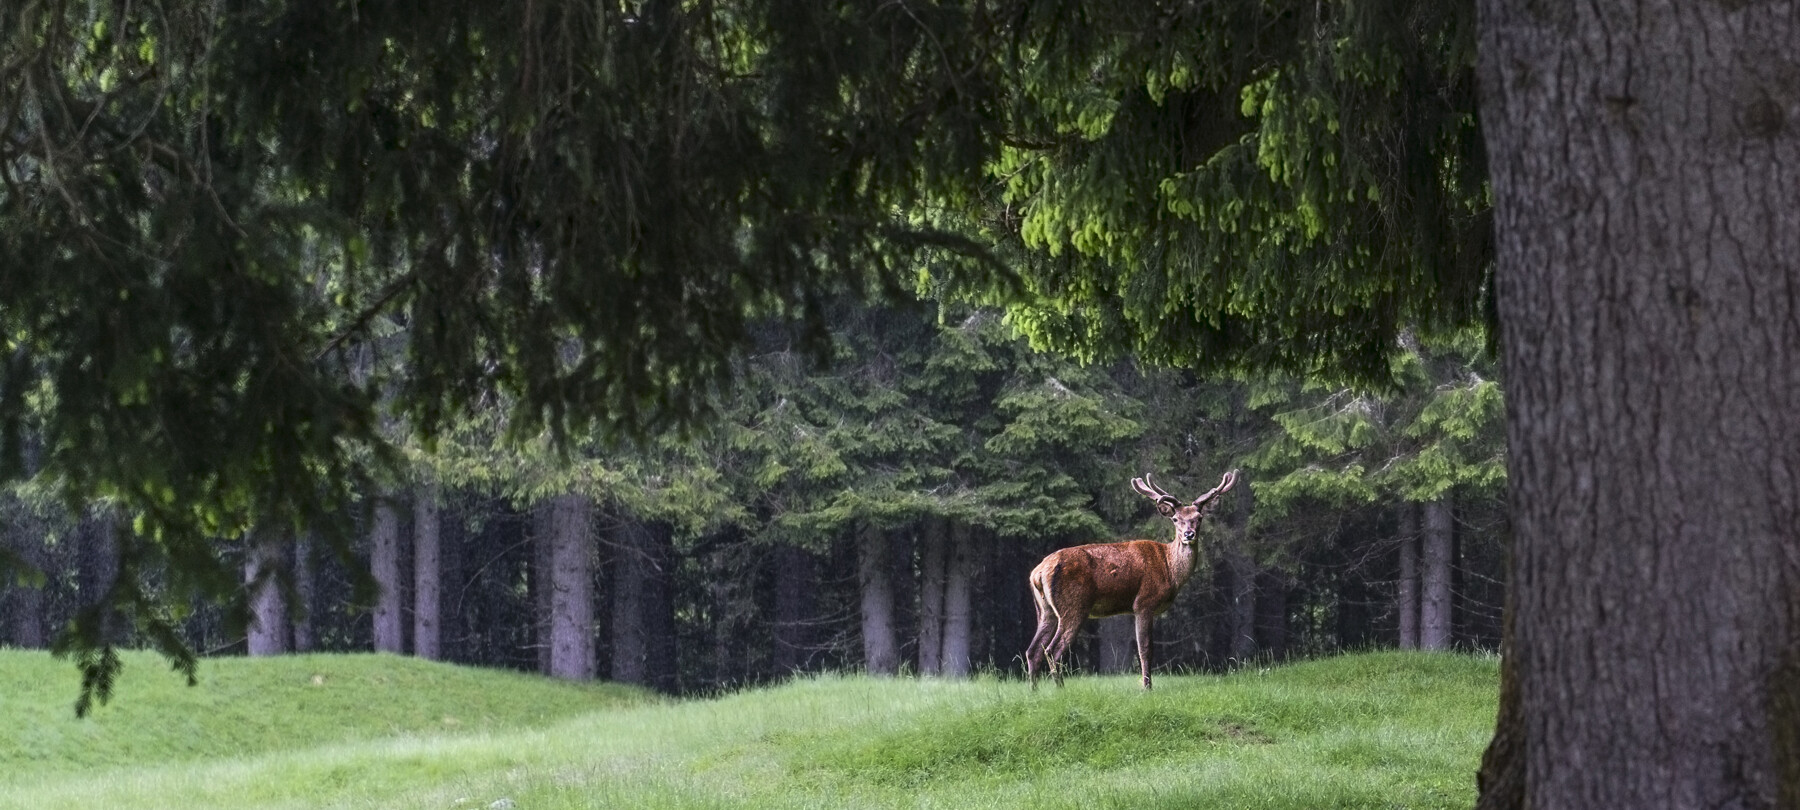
545 493 594 681
939 522 976 678
1419 497 1453 651
857 523 900 676
1396 502 1419 650
1478 2 1800 804
244 530 288 656
771 542 816 675
369 497 405 654
1476 579 1524 810
915 516 947 676
412 481 442 661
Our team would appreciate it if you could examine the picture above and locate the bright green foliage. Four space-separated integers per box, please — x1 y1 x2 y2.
963 0 1488 383
1246 331 1504 525
0 650 1496 810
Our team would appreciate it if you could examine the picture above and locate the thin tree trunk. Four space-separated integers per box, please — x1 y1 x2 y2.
611 517 648 685
1397 501 1420 650
370 497 405 654
1478 2 1800 803
1096 616 1136 674
1228 479 1258 663
642 522 677 692
533 501 554 674
612 517 677 691
244 530 288 656
412 480 442 661
916 516 947 676
291 531 316 653
1226 549 1258 663
857 523 899 676
2 500 46 648
1253 571 1287 662
546 493 594 681
709 549 734 689
78 508 121 644
1 440 46 649
771 543 815 675
1420 497 1453 651
939 522 976 678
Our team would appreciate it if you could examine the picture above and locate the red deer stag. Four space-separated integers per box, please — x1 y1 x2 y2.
1025 469 1239 690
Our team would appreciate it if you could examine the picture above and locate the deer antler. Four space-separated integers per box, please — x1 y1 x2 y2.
1131 474 1179 508
1191 469 1239 507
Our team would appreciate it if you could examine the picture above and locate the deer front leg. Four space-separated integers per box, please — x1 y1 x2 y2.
1135 611 1155 690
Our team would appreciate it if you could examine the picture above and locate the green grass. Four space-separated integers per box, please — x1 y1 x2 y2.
0 649 1497 810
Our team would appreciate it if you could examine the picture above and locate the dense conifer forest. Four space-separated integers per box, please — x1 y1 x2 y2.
1 301 1504 692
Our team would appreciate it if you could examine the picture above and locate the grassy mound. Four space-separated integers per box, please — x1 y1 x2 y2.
0 649 651 772
0 650 1497 810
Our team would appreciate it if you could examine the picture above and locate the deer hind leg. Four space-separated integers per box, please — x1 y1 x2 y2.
1044 590 1091 688
1046 612 1086 688
1024 578 1057 691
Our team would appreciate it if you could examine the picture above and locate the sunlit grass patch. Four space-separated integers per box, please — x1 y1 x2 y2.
0 649 1496 810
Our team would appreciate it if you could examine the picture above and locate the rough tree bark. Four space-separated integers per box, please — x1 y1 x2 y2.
1396 501 1419 650
369 497 405 654
1420 497 1454 651
939 522 976 678
1478 1 1800 805
244 530 288 656
916 516 947 676
546 492 594 681
857 523 900 676
412 481 442 661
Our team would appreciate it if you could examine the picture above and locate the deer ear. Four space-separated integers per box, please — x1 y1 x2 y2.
1156 501 1178 517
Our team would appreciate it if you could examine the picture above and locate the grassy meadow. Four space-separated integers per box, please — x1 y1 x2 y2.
0 649 1497 809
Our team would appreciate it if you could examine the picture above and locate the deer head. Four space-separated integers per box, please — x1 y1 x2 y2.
1131 470 1239 545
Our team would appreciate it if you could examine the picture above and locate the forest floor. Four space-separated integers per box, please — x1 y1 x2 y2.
0 649 1497 809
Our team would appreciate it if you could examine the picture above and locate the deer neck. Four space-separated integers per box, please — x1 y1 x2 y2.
1162 538 1202 588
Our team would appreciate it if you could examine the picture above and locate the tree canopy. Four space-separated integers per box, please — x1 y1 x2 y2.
2 0 1493 715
